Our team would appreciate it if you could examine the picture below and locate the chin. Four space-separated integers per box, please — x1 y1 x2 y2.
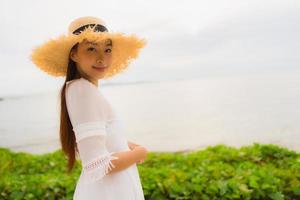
96 73 106 79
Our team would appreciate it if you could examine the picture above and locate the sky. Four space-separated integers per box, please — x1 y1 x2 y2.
0 0 299 97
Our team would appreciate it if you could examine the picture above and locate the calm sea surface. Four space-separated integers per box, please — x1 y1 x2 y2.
0 70 299 154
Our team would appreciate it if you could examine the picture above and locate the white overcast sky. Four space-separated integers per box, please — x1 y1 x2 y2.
0 0 299 97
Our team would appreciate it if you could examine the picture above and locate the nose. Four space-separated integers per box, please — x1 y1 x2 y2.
96 58 107 68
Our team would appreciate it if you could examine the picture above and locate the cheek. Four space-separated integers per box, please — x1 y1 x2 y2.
79 53 95 66
105 54 113 64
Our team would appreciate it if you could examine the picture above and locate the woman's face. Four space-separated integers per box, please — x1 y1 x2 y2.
70 38 112 85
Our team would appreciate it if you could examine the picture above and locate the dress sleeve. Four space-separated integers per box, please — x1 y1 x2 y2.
65 80 119 184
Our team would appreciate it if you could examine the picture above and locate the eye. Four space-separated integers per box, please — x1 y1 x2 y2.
105 48 112 53
87 47 96 52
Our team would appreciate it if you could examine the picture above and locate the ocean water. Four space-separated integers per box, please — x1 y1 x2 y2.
0 70 299 154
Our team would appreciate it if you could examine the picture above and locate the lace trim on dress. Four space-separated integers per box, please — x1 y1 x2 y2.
82 151 119 184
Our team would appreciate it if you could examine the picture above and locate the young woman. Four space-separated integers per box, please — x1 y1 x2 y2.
30 16 147 200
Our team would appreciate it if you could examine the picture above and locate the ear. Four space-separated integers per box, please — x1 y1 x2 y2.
70 50 78 62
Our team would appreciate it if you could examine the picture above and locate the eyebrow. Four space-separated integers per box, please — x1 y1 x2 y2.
85 39 112 47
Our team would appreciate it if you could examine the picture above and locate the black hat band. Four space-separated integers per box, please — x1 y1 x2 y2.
72 24 108 35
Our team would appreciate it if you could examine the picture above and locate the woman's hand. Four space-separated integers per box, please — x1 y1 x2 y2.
128 141 146 164
128 141 140 150
132 146 147 164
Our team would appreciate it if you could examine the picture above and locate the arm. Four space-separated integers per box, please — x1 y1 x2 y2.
107 146 148 174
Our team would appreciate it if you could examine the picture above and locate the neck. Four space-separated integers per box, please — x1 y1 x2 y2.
90 78 99 87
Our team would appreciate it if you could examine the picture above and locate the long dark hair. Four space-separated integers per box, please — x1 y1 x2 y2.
59 42 81 173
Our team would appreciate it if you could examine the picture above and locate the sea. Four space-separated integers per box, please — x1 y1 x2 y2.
0 69 299 154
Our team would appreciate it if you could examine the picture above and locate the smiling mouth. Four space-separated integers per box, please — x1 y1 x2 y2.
92 65 106 71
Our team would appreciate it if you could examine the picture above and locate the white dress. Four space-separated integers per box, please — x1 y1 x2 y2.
65 77 145 200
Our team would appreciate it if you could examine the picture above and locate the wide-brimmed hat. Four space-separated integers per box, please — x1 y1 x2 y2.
30 16 147 78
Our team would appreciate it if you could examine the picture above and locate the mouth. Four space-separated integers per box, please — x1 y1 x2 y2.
92 64 107 72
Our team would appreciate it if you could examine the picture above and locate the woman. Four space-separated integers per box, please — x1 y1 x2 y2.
30 16 147 200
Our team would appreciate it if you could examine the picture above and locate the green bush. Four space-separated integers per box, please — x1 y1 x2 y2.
0 143 299 200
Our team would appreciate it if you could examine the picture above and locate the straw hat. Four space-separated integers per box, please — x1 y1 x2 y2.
30 16 147 78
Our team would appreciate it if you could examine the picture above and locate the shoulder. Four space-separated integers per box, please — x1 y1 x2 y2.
66 78 100 102
67 78 92 91
67 78 97 94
